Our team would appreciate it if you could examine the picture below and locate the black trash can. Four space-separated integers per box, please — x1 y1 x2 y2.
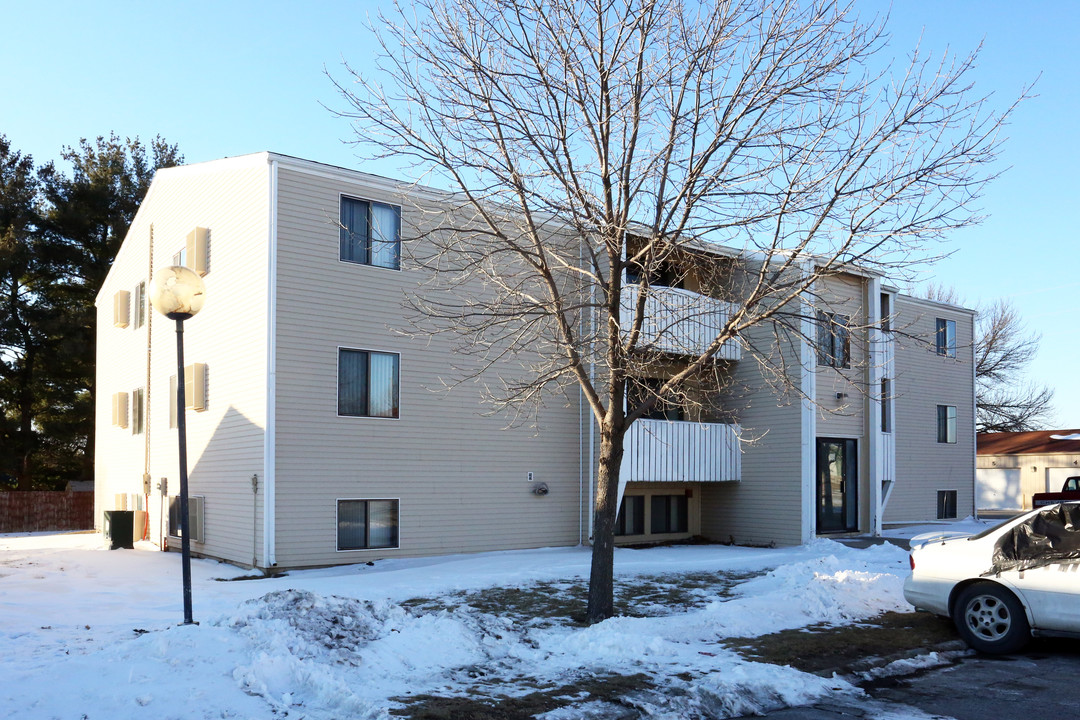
103 510 135 550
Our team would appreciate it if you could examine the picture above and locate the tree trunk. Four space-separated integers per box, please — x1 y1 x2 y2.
16 348 35 491
586 424 625 623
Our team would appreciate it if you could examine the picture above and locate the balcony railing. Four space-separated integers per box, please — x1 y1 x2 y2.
621 418 741 483
620 284 741 360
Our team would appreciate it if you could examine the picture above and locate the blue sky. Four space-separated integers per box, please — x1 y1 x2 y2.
3 0 1076 426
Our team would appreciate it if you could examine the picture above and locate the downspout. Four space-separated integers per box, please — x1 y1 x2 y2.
586 245 597 543
799 262 817 544
262 157 279 568
578 238 584 546
971 311 978 521
145 225 155 544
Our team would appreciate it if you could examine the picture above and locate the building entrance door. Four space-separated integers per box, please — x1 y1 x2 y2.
816 438 858 533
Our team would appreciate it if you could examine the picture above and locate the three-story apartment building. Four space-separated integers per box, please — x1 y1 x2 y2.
95 153 975 570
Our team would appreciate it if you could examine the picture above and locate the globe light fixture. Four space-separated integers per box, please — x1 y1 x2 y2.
150 265 206 320
150 265 206 625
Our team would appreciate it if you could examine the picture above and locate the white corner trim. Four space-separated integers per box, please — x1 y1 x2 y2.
263 158 279 568
866 276 883 536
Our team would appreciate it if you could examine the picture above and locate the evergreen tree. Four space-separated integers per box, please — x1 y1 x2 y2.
0 135 48 489
0 133 182 489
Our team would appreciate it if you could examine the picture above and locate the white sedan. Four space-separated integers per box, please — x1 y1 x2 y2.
904 502 1080 653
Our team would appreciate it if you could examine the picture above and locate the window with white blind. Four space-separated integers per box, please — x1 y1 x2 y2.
337 499 399 550
340 196 401 270
338 348 399 418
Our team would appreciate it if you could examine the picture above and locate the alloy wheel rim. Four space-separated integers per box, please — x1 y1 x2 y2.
964 595 1011 641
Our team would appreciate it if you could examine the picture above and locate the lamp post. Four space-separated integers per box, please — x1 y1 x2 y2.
150 265 206 625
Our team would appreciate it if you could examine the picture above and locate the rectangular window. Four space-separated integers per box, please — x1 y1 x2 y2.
937 405 957 444
935 318 956 357
615 495 645 536
133 282 146 330
173 247 187 267
937 490 958 519
340 196 401 270
627 376 686 421
816 312 851 368
650 494 689 534
338 499 399 550
131 388 145 435
338 349 400 418
879 293 891 333
880 379 891 433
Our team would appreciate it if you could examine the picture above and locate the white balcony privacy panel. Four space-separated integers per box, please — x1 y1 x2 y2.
621 419 741 484
620 284 741 360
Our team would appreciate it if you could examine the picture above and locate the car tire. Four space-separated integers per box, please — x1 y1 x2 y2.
952 582 1031 654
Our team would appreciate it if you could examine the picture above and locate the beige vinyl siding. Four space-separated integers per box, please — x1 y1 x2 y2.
886 296 975 523
700 321 805 547
815 273 867 439
95 155 270 566
270 162 583 568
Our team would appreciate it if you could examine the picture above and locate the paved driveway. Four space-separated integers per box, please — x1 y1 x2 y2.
750 638 1080 720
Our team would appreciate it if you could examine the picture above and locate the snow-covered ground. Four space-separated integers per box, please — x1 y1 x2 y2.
0 525 982 720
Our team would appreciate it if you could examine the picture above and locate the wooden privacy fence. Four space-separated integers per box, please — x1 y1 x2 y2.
0 491 95 533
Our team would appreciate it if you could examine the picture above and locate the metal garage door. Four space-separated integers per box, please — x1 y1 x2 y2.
976 468 1022 510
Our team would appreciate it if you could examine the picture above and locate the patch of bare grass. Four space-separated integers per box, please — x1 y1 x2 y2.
390 672 651 719
725 611 959 674
401 569 763 626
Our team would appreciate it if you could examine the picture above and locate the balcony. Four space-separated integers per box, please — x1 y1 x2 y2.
621 418 741 483
620 284 741 360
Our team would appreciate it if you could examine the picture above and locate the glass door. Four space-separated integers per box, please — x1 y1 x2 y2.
816 438 858 533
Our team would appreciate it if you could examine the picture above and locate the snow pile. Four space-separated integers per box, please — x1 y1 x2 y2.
225 589 499 717
0 532 921 720
713 542 911 636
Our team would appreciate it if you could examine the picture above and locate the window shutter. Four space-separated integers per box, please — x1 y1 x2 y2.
113 290 130 328
185 362 207 411
186 227 209 276
112 392 129 428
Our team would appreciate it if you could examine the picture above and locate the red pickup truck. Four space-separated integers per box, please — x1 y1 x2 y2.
1032 476 1080 507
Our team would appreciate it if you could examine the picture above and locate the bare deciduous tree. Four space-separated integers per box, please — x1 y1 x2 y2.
924 286 1053 433
333 0 1016 622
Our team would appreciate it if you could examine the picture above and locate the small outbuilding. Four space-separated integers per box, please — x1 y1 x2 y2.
976 430 1080 514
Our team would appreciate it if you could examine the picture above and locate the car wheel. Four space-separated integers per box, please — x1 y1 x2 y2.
952 582 1031 654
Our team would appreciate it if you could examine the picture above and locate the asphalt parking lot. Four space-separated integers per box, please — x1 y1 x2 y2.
750 638 1080 720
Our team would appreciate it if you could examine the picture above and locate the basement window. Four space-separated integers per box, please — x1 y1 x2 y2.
337 499 399 550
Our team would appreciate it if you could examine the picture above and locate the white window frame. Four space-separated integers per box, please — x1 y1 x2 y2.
133 281 146 330
336 498 401 552
935 318 957 358
937 404 957 444
937 489 959 519
816 311 851 369
338 193 402 271
336 346 401 420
